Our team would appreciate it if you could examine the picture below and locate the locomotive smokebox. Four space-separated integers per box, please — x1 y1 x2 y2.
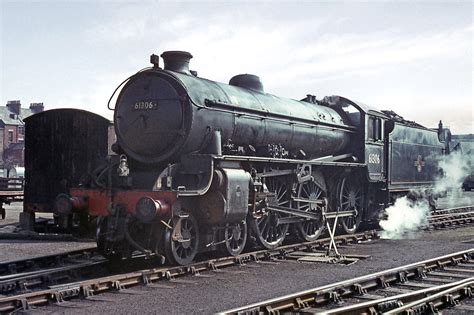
161 51 193 74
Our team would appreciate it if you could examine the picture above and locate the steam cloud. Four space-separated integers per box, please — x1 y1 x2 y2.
433 151 471 207
380 197 429 239
380 151 470 239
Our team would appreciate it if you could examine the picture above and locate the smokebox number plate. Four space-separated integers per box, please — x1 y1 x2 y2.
133 100 158 111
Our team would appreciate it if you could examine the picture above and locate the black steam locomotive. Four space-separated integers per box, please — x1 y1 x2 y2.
31 51 452 265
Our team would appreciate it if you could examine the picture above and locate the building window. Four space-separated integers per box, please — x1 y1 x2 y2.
18 126 24 135
8 130 13 142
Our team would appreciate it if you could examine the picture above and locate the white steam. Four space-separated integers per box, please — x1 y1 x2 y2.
380 151 470 239
380 197 429 239
433 151 471 207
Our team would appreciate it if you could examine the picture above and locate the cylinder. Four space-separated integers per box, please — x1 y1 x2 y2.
135 197 169 223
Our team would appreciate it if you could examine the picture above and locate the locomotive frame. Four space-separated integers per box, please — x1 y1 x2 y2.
27 51 451 265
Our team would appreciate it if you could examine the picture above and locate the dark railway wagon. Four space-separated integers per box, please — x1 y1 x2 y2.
23 109 112 229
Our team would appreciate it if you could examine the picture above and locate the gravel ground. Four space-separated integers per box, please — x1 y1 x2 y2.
0 204 94 262
0 203 24 226
2 191 473 314
0 203 54 229
0 239 95 262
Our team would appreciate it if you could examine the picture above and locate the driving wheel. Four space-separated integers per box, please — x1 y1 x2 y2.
337 177 364 234
249 176 290 249
294 178 326 241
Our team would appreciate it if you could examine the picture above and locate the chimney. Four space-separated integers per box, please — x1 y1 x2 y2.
6 100 21 115
160 51 193 74
30 103 44 114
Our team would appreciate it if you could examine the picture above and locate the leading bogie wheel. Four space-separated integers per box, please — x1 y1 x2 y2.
164 213 199 265
219 220 248 256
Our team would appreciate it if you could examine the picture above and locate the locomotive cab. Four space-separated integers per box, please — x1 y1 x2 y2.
365 112 386 182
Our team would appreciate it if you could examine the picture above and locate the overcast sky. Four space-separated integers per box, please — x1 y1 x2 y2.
1 0 472 133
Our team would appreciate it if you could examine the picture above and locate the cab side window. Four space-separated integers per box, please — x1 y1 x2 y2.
368 116 383 141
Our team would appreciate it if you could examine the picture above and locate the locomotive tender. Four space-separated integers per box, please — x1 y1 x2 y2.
55 51 449 265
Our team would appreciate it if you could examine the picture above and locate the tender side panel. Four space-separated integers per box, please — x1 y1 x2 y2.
388 123 444 191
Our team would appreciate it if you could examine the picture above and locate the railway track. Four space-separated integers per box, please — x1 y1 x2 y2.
0 249 105 296
0 247 98 277
428 205 474 229
0 247 106 297
0 249 165 298
222 248 474 314
0 230 379 312
1 205 471 276
0 204 472 312
431 205 474 215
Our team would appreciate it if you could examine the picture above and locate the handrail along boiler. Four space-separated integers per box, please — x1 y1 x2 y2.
60 51 450 265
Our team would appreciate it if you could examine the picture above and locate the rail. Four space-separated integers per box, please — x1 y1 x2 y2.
221 248 474 314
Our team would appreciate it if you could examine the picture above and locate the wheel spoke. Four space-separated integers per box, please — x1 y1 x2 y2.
303 185 310 197
315 190 322 199
260 218 269 234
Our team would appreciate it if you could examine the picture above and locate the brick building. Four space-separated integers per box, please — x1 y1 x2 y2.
0 101 44 169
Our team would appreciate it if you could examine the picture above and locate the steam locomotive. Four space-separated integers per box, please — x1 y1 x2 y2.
25 51 453 265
